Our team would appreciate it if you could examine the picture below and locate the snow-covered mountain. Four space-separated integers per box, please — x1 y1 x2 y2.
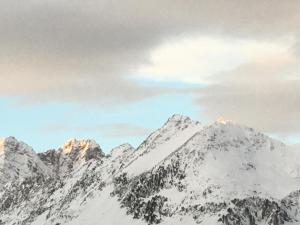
0 137 52 189
0 115 300 225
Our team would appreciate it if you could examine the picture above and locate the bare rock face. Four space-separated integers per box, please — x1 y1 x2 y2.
38 138 105 177
61 138 104 161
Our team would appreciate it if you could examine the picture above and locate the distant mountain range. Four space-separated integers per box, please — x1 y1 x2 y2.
1 114 300 225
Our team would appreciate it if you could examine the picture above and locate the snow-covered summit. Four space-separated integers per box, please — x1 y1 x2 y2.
166 114 194 123
124 114 202 176
0 136 51 189
110 143 134 158
138 114 201 151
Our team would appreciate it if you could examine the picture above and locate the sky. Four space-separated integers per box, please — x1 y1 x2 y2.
0 0 300 152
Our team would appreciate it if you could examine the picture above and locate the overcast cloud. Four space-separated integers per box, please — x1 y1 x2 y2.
197 58 300 133
1 0 300 133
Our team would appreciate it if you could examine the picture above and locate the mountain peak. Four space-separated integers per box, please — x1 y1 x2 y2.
167 114 192 123
0 136 19 148
61 138 104 158
0 136 32 155
38 139 105 177
62 138 100 153
162 114 201 131
216 116 232 124
52 138 105 175
110 143 134 158
124 114 203 176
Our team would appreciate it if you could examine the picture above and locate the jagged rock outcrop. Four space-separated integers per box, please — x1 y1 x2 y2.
38 138 105 177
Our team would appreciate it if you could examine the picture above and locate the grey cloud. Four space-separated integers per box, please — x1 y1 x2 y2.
197 60 300 133
1 0 300 104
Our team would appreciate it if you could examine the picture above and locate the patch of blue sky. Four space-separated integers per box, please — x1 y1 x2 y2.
57 93 205 152
0 97 75 151
0 92 205 153
269 133 300 145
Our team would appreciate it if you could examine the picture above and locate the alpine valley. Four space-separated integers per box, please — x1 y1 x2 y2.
1 114 300 225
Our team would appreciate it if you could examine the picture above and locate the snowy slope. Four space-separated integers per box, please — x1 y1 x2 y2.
1 115 300 225
109 120 300 225
151 121 300 223
170 121 299 200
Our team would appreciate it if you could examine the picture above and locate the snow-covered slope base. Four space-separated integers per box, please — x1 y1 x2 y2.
1 115 300 225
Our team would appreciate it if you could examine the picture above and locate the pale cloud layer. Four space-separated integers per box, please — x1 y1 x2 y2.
197 58 300 133
137 36 293 83
1 0 300 134
43 123 151 138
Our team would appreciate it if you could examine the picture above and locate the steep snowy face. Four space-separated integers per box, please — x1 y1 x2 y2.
39 139 105 177
170 122 295 199
111 121 300 225
124 114 202 176
0 137 51 189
